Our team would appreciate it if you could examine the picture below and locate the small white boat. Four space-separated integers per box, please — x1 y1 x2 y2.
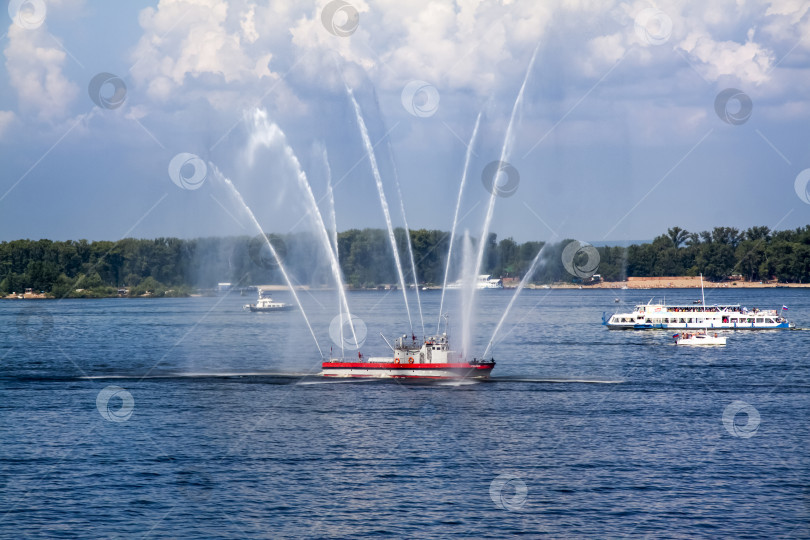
445 275 504 289
244 289 291 312
673 331 726 346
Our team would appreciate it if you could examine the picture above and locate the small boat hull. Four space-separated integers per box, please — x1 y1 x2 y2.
321 361 495 379
248 305 292 312
674 333 727 346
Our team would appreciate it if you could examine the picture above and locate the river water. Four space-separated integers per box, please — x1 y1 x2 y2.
1 288 808 538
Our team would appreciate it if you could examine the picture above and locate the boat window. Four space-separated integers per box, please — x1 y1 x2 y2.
756 318 763 323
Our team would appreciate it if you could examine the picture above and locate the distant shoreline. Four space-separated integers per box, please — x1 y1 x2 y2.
3 279 809 300
526 281 810 290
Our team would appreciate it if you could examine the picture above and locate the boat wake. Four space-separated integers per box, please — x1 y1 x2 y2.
488 377 624 384
65 373 622 385
4 373 623 385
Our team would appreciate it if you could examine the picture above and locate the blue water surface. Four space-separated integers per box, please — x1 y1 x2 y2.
1 288 809 538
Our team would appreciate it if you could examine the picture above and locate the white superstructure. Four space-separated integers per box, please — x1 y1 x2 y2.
445 274 504 289
605 301 791 330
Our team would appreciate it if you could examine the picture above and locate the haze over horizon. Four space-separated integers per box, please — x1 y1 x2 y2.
2 0 810 246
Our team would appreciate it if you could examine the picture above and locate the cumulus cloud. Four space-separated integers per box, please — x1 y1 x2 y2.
289 0 551 95
0 111 16 138
130 0 282 106
678 31 774 84
3 24 79 122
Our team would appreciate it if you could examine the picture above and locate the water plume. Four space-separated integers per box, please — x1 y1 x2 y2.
471 44 540 317
246 109 357 349
483 242 549 358
386 140 424 337
211 164 323 357
438 110 483 333
459 230 476 359
345 86 413 333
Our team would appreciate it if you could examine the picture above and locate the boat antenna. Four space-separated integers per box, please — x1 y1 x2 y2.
441 313 450 334
700 273 706 308
379 332 395 353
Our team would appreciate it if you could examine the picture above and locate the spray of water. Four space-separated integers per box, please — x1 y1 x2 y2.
438 110 483 333
321 147 339 260
471 44 540 311
386 140 425 337
320 145 345 356
211 165 323 357
483 242 550 358
459 230 476 359
345 86 413 333
246 109 357 349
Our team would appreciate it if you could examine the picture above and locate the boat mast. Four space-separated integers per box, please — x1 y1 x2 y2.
700 273 706 307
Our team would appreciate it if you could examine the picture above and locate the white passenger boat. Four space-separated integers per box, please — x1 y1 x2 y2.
673 331 727 346
604 301 791 330
321 333 495 379
244 289 291 312
445 274 504 289
604 274 792 330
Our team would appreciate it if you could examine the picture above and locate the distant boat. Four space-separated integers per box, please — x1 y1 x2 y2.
445 275 504 290
244 289 291 312
605 302 791 329
673 331 726 346
604 274 793 330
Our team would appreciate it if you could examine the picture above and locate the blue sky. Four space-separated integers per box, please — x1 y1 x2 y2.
1 0 809 245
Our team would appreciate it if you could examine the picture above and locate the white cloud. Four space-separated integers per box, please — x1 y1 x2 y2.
130 0 281 106
3 24 79 122
678 31 774 84
0 110 16 138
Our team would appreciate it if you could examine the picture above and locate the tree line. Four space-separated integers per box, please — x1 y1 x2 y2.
1 225 809 297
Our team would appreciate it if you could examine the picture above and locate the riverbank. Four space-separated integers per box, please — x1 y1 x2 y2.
4 279 809 299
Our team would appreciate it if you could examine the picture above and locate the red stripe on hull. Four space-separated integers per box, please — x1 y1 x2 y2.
320 361 495 379
322 362 492 370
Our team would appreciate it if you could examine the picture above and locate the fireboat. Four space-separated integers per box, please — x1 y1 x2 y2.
321 332 495 379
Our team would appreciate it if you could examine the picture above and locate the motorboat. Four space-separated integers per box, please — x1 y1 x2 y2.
244 289 291 312
673 331 727 346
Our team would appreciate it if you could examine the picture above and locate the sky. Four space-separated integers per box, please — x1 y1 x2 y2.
1 0 810 246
